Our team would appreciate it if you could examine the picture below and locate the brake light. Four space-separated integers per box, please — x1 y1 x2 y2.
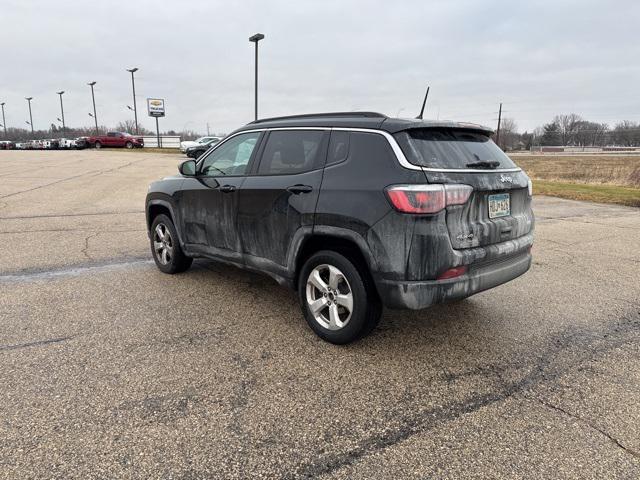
437 265 467 280
385 184 473 214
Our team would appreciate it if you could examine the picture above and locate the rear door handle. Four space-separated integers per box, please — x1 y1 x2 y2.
219 184 236 193
286 184 313 194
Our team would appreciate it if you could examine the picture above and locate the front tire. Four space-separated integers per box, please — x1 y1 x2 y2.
150 214 193 274
125 141 133 149
298 250 381 344
94 141 102 149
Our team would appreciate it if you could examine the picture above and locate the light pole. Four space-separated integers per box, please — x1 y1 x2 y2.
126 68 139 134
249 33 264 121
25 97 34 134
0 102 6 138
56 91 66 137
88 81 98 135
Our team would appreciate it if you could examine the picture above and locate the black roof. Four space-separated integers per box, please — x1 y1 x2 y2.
235 112 493 135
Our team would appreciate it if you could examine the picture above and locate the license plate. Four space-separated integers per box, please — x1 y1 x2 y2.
488 193 510 218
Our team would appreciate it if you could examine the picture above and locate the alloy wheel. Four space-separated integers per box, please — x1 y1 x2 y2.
305 264 354 330
153 223 173 265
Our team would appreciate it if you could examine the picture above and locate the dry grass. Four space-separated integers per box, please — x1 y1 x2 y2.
511 154 640 187
533 180 640 207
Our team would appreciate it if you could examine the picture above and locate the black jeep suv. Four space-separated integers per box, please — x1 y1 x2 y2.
145 112 534 344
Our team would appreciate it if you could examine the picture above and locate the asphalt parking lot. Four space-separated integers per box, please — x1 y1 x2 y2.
1 150 639 479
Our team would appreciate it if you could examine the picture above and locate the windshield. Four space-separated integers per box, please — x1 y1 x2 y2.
394 129 518 169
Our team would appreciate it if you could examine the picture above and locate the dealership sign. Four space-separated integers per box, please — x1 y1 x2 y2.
147 98 165 117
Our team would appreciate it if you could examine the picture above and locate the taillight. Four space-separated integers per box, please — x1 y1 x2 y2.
385 184 473 214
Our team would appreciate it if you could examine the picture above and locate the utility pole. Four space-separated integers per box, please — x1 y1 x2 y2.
206 122 210 136
249 33 265 121
25 97 34 134
496 102 503 149
127 68 139 134
56 91 66 136
88 81 98 135
0 102 6 138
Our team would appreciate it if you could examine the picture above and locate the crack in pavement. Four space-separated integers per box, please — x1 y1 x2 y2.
0 158 150 200
0 257 153 283
530 395 640 459
0 210 143 220
286 310 640 478
0 336 73 352
0 227 145 235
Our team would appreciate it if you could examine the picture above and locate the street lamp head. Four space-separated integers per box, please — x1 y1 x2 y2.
88 113 94 117
25 97 33 101
57 118 62 122
0 102 4 106
127 67 138 73
25 121 30 125
249 33 265 42
127 105 133 111
88 81 96 86
57 91 65 95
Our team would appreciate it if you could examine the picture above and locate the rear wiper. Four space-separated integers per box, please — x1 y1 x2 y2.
465 160 500 169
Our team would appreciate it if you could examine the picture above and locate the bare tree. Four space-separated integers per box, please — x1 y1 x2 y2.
554 113 583 146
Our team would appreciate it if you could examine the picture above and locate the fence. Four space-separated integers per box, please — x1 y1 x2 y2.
142 135 181 148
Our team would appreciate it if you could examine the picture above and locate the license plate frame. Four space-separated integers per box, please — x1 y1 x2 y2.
488 193 511 219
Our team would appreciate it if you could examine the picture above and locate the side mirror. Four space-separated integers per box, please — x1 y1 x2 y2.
179 159 196 176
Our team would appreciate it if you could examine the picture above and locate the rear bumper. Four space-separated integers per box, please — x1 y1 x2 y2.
376 251 532 310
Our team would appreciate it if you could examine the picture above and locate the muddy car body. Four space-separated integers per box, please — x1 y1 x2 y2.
146 112 534 343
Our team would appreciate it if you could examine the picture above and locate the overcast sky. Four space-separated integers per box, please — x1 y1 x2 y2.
2 0 639 134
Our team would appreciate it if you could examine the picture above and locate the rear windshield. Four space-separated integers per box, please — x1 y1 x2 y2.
394 129 518 169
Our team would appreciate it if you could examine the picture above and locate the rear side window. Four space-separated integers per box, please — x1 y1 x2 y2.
394 129 518 169
327 131 350 165
257 130 325 175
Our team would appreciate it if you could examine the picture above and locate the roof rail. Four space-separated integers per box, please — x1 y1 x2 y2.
249 111 387 124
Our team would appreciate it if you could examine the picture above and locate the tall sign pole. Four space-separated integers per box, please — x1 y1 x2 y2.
56 91 66 136
88 82 98 135
25 97 34 134
127 68 139 134
496 102 503 149
0 102 6 138
249 33 265 121
147 98 165 148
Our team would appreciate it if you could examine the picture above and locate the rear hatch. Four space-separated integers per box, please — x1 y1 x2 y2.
394 128 533 249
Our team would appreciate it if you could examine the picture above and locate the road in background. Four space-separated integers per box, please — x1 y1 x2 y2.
1 151 639 478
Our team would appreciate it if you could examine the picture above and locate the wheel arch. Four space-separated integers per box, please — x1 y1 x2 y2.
146 198 185 247
291 228 378 292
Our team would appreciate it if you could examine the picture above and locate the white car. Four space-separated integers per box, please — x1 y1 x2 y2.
180 136 221 153
58 138 76 149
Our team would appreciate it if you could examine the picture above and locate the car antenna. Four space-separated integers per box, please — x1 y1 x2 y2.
416 86 430 120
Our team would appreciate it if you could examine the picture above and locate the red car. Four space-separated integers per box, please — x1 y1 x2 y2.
87 131 144 149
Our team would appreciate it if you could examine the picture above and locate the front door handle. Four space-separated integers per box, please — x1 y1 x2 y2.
219 184 236 193
286 184 313 194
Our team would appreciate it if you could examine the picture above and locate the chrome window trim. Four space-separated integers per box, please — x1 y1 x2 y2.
198 126 521 174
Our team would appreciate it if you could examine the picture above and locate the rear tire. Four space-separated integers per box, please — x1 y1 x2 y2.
298 250 381 344
150 214 192 274
94 141 102 149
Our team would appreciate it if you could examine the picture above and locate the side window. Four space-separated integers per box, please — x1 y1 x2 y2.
107 132 116 137
257 130 325 175
200 132 261 176
327 131 350 165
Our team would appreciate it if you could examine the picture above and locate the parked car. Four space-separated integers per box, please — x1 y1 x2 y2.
145 112 534 344
185 137 221 159
74 137 89 149
0 141 15 149
86 131 144 149
180 136 221 153
58 138 76 149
